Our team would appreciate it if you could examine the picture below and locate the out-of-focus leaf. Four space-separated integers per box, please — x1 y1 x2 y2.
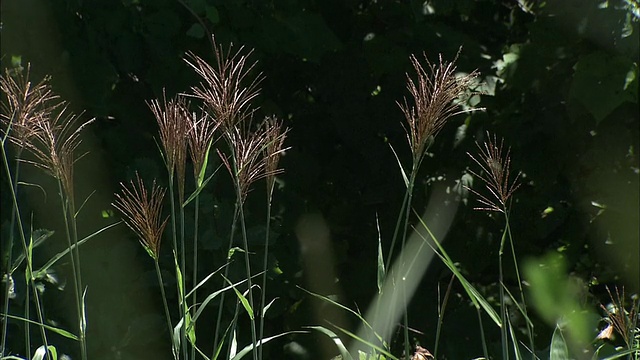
570 52 638 123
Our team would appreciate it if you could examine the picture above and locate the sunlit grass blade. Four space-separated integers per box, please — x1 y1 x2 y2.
388 143 408 189
413 213 502 327
329 323 398 360
212 322 233 360
502 284 535 336
80 287 87 338
33 221 120 277
33 345 58 360
173 317 183 357
298 287 382 343
549 325 569 360
182 162 223 207
262 297 278 318
375 213 385 295
508 315 523 360
196 138 215 187
601 349 640 360
306 326 354 360
9 229 54 274
4 314 78 340
222 275 254 320
191 276 254 324
185 262 228 299
230 328 238 358
230 331 309 360
74 190 96 218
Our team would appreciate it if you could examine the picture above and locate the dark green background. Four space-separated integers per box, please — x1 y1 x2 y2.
2 0 638 359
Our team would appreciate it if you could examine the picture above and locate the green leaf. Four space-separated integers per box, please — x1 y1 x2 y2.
389 144 409 189
549 326 569 360
34 222 120 277
11 229 54 274
32 345 57 360
182 162 222 207
330 323 398 360
211 323 232 360
80 288 87 336
375 214 385 295
306 326 354 360
569 52 638 123
191 277 251 324
205 6 219 24
414 213 502 327
262 297 278 318
298 287 379 340
222 275 254 320
229 331 309 360
524 253 596 348
5 314 78 340
186 311 196 345
186 24 205 39
185 263 227 299
227 246 245 260
174 250 185 303
11 55 22 68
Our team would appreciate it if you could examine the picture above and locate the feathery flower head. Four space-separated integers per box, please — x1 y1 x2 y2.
262 116 289 196
400 49 481 164
148 91 190 200
466 132 521 214
187 109 219 186
1 64 60 148
185 38 262 132
113 173 169 261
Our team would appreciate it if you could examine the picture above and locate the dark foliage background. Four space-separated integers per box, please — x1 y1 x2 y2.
2 0 638 359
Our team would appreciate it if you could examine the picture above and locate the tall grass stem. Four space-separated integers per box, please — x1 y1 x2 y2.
1 146 50 357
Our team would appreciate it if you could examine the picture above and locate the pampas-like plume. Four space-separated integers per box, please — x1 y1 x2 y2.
112 173 169 260
187 109 219 183
466 133 521 213
1 65 91 201
0 65 60 148
399 50 480 164
185 39 262 132
262 116 289 197
21 107 92 203
148 91 190 201
219 122 278 204
599 286 639 349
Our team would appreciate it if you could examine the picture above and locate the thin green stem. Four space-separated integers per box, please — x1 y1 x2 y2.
258 185 275 360
1 145 49 358
191 194 201 360
384 189 409 270
1 153 20 356
167 180 187 360
65 185 86 360
24 280 30 356
236 192 258 360
477 307 490 360
374 185 408 342
505 215 534 354
227 302 240 359
213 202 239 357
433 275 455 358
155 259 178 360
499 226 508 360
56 179 86 360
399 168 417 359
179 200 188 358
